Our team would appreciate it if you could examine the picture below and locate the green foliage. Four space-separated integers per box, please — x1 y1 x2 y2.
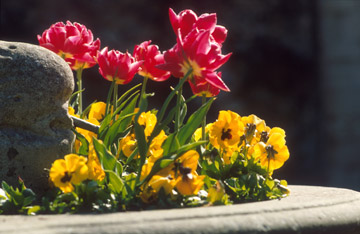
0 180 38 215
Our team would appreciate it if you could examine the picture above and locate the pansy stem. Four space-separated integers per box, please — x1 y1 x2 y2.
76 67 84 115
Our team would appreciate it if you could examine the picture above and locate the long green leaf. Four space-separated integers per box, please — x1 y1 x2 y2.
157 69 192 123
93 138 118 171
177 97 214 146
72 129 89 156
105 170 124 194
161 133 180 156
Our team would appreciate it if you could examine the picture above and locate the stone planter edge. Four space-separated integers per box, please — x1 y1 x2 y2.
1 185 360 234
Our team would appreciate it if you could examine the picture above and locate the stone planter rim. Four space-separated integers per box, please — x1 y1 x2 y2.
1 185 360 233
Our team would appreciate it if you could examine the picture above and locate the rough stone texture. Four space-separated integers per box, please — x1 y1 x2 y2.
0 186 359 233
0 40 74 193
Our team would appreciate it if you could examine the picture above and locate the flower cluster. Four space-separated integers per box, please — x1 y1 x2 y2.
30 8 291 213
206 111 289 173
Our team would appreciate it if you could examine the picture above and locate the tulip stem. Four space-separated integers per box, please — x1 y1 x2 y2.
202 94 207 143
139 76 148 109
175 84 183 132
157 68 192 123
76 67 84 115
105 80 115 117
113 82 118 111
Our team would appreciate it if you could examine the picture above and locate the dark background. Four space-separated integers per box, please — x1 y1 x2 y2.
1 0 358 190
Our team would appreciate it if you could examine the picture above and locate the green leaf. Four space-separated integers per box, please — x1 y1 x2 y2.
98 92 139 142
103 114 133 146
176 141 206 156
93 138 118 171
103 94 138 146
72 129 89 156
27 205 41 215
124 173 137 194
159 159 174 169
22 189 36 207
157 71 190 123
134 122 148 161
177 98 214 146
161 133 180 156
105 170 124 195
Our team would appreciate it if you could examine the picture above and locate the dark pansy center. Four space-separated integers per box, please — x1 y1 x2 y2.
265 145 278 159
60 172 72 183
246 123 256 136
221 128 232 141
260 131 269 142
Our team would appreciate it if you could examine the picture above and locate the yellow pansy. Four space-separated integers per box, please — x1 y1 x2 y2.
88 101 106 121
68 106 79 118
253 130 289 172
87 145 105 181
49 154 88 193
137 111 157 138
209 110 244 149
148 130 167 163
140 175 176 203
173 150 205 195
207 180 225 204
119 133 137 157
241 114 267 143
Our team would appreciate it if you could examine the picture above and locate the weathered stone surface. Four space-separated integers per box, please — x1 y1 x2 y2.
1 186 360 233
0 40 74 192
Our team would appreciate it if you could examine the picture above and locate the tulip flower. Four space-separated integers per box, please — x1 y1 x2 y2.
169 8 228 45
37 21 100 70
97 47 142 85
189 74 221 97
158 28 231 93
133 40 170 82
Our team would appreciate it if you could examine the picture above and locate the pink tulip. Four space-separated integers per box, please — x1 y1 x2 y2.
97 47 142 85
133 40 170 82
38 21 100 70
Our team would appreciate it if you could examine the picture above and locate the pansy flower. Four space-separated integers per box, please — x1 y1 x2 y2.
173 150 205 196
49 154 88 193
209 110 244 149
253 129 289 172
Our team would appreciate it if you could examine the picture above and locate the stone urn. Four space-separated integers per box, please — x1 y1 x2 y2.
0 40 74 193
1 185 360 233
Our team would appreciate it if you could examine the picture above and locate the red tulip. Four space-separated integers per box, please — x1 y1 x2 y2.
97 47 142 85
158 27 231 93
169 8 228 45
133 40 170 82
189 73 221 97
37 21 100 70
